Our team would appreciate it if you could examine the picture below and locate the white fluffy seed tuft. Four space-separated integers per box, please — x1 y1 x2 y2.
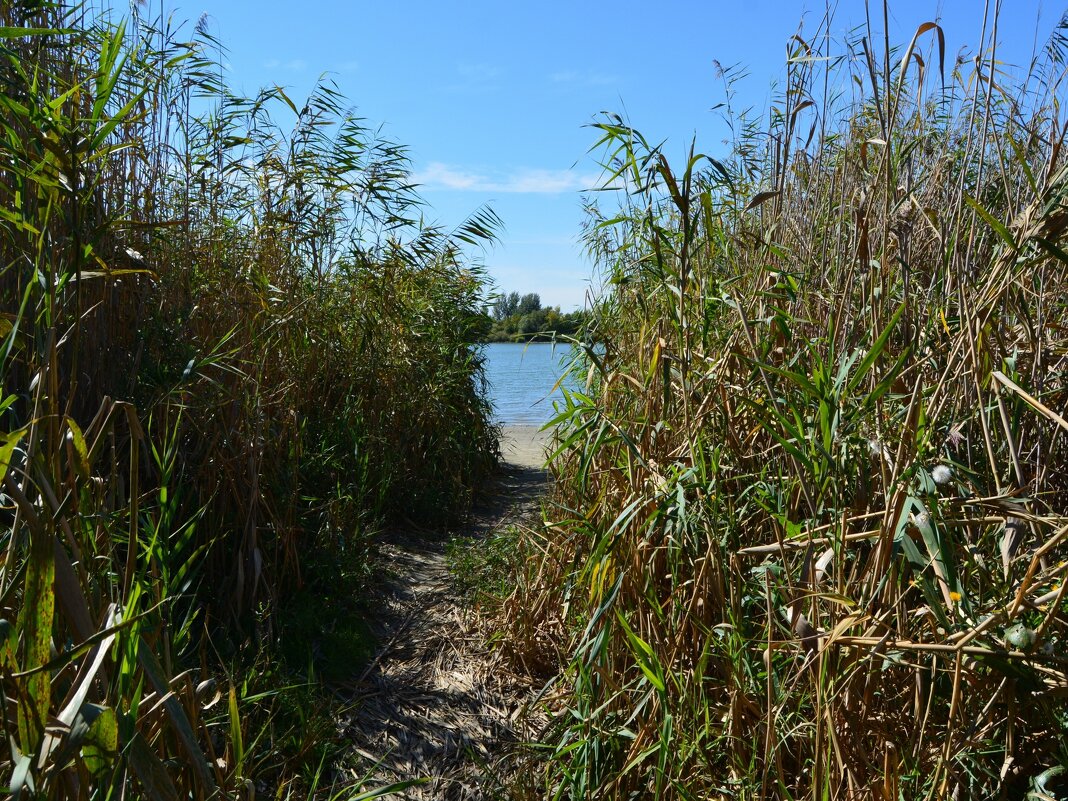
932 464 953 485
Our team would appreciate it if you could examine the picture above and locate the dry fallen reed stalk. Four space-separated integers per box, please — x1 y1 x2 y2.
0 2 499 795
511 4 1068 799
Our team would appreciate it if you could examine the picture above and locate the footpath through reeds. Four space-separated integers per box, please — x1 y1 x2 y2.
344 428 549 799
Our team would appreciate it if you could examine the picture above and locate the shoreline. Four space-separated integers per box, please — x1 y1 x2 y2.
499 424 551 469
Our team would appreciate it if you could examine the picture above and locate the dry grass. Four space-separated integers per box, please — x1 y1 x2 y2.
338 462 549 799
510 5 1068 799
0 2 498 796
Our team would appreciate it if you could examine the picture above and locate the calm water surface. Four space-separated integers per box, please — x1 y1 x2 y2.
482 342 576 425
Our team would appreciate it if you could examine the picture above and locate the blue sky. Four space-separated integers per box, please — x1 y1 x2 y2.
173 1 1059 309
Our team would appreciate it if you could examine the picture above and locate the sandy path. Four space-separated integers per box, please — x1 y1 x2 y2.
342 426 549 799
498 424 550 470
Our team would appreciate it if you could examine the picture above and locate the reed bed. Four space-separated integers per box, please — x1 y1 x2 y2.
513 5 1068 799
0 2 498 796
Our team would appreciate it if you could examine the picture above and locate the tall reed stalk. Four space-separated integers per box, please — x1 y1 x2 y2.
513 5 1068 798
0 2 498 795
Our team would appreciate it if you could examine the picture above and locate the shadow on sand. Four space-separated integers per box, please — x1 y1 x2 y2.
340 437 549 799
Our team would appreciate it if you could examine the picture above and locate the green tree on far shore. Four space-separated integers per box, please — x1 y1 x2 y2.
482 291 588 342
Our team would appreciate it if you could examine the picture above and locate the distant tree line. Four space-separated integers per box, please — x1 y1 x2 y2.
477 291 589 342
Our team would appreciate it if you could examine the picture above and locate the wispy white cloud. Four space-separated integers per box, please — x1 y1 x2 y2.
503 169 590 194
334 60 360 74
412 163 482 191
263 58 307 72
442 62 503 94
549 69 616 87
412 163 600 194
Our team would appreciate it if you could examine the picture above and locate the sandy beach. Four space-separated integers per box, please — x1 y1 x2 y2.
499 424 551 469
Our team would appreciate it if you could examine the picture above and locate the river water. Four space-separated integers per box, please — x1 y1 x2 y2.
481 342 576 426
